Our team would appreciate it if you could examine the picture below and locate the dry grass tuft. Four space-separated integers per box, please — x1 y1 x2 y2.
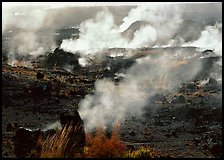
39 122 160 158
40 123 83 158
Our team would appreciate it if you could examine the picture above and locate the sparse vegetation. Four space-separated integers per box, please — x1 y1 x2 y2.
125 146 160 158
39 123 162 158
84 127 126 158
40 124 77 158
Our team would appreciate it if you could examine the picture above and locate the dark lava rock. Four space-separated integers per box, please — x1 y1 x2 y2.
42 81 52 92
152 94 168 103
6 123 13 132
201 108 222 122
129 131 136 136
208 77 218 86
155 119 165 126
14 123 19 130
171 95 186 104
172 104 205 122
164 133 172 138
43 47 80 70
203 77 220 92
202 49 214 56
159 155 174 158
126 144 135 151
186 83 197 91
171 131 178 138
190 126 208 134
36 72 44 80
14 128 42 158
60 110 83 127
193 137 201 145
203 85 218 92
209 143 222 157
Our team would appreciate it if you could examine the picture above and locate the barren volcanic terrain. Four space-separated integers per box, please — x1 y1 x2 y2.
2 2 222 158
2 47 222 158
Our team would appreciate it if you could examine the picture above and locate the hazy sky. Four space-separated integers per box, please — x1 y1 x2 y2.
2 2 221 31
2 2 216 7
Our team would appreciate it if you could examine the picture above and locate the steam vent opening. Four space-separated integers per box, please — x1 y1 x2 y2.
2 2 222 158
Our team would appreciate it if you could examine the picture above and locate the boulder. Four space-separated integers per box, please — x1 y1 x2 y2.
208 77 218 86
171 131 178 138
60 110 83 127
126 144 135 151
43 47 80 70
171 95 186 104
202 49 214 56
59 110 86 157
129 131 136 136
14 128 42 158
209 143 222 157
6 123 13 132
186 83 197 92
36 72 44 80
203 78 219 92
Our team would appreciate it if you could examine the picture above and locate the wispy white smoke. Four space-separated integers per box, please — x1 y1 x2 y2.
129 25 157 48
41 121 61 131
9 31 46 57
2 5 56 61
78 52 203 132
183 22 222 56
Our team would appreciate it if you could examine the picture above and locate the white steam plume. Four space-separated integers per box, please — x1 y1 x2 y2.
60 8 128 55
119 5 181 45
78 52 202 132
183 22 222 57
60 5 182 59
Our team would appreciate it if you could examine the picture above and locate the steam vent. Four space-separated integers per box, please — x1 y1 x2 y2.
2 2 222 158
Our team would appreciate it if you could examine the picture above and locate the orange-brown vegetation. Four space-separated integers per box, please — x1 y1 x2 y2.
39 123 161 158
84 126 126 158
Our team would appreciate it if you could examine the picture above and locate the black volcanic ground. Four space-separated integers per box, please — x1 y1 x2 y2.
2 46 222 158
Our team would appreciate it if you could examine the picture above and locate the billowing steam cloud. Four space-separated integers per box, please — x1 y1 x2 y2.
120 5 182 46
60 5 182 58
61 7 128 55
183 22 222 57
79 53 203 132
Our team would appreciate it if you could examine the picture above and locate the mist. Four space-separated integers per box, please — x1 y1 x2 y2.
2 2 221 132
3 5 55 62
73 4 221 132
2 3 104 63
78 52 203 132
